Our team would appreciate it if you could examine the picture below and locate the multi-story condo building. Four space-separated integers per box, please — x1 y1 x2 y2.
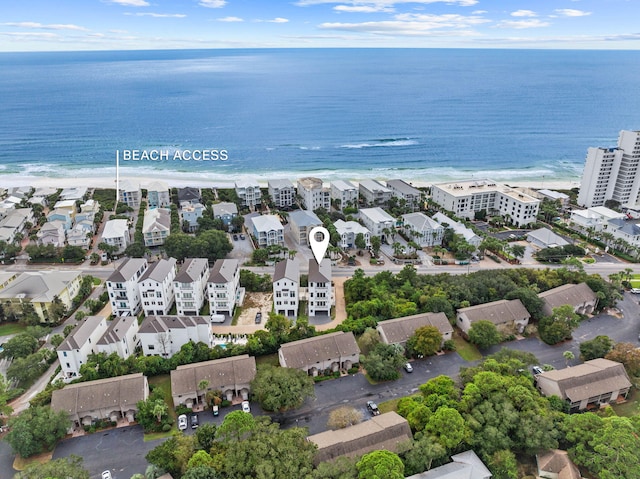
0 271 82 323
359 207 395 242
102 219 130 254
118 180 142 208
334 219 371 249
138 258 177 316
268 179 296 209
107 258 149 316
146 181 171 208
57 315 108 380
288 210 323 246
386 179 423 211
308 258 333 317
235 179 262 209
297 177 330 211
142 208 171 247
207 259 240 316
401 212 444 247
578 130 640 208
139 315 212 358
174 258 209 315
96 315 140 360
359 179 392 206
330 180 358 210
250 215 284 247
273 259 299 318
431 179 540 227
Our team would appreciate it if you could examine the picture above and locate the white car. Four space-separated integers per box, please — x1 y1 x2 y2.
241 401 251 413
178 414 188 431
631 288 640 294
102 471 112 479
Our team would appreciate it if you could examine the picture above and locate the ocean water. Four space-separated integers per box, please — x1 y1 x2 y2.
1 48 639 185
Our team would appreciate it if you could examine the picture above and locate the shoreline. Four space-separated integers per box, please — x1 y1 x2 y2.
0 173 580 192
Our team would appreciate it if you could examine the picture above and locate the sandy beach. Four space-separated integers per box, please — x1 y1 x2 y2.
1 173 580 192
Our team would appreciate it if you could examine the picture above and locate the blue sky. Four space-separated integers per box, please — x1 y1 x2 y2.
1 0 639 51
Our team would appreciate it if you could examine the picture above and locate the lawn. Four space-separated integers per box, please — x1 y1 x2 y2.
256 353 280 368
145 374 176 441
0 322 26 336
611 387 640 417
452 333 482 361
378 398 401 414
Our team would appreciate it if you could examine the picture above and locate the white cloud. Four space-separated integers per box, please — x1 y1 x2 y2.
125 13 187 18
472 10 487 15
268 18 289 23
495 19 550 29
108 0 150 6
319 12 489 36
217 16 244 22
0 31 60 38
199 0 227 7
511 10 537 18
334 5 394 13
555 9 591 17
2 22 89 31
297 0 478 7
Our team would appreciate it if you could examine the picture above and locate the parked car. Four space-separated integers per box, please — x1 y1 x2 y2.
242 401 251 413
178 414 188 431
632 288 640 294
213 405 219 416
191 414 199 429
404 363 413 373
233 234 239 240
366 400 380 416
532 366 544 375
255 311 262 324
240 234 245 240
102 471 112 479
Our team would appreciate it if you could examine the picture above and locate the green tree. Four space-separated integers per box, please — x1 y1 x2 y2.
6 351 50 387
146 434 196 478
264 313 292 344
468 320 502 349
580 335 613 360
312 456 359 479
216 410 257 443
402 435 447 476
15 455 90 479
605 342 640 376
6 406 70 457
187 450 216 469
355 233 366 251
423 406 465 449
361 343 406 381
539 304 580 345
182 466 220 479
136 393 171 433
406 325 442 357
0 373 13 417
357 327 381 355
489 449 518 479
356 450 404 479
370 236 381 257
251 365 315 412
222 417 316 479
0 332 39 358
563 350 575 367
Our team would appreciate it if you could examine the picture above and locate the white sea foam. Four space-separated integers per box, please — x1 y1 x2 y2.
340 139 418 149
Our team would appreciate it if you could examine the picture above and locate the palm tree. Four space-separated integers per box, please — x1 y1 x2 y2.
563 351 575 367
198 379 209 405
392 242 405 258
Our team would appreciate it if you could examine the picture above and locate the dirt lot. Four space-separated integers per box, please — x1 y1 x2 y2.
237 292 273 326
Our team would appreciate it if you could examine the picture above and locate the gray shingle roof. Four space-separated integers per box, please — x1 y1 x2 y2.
97 315 137 345
273 259 299 282
58 315 105 351
138 315 209 334
279 332 359 369
108 258 148 283
139 258 177 283
458 299 530 326
538 283 597 312
170 355 257 397
0 271 81 303
175 258 208 283
377 312 452 344
51 373 147 417
538 358 631 403
208 259 238 284
308 258 331 283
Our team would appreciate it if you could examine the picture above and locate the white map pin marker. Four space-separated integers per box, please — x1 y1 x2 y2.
309 226 330 265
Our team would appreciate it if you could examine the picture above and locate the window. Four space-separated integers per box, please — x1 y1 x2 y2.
148 345 155 350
